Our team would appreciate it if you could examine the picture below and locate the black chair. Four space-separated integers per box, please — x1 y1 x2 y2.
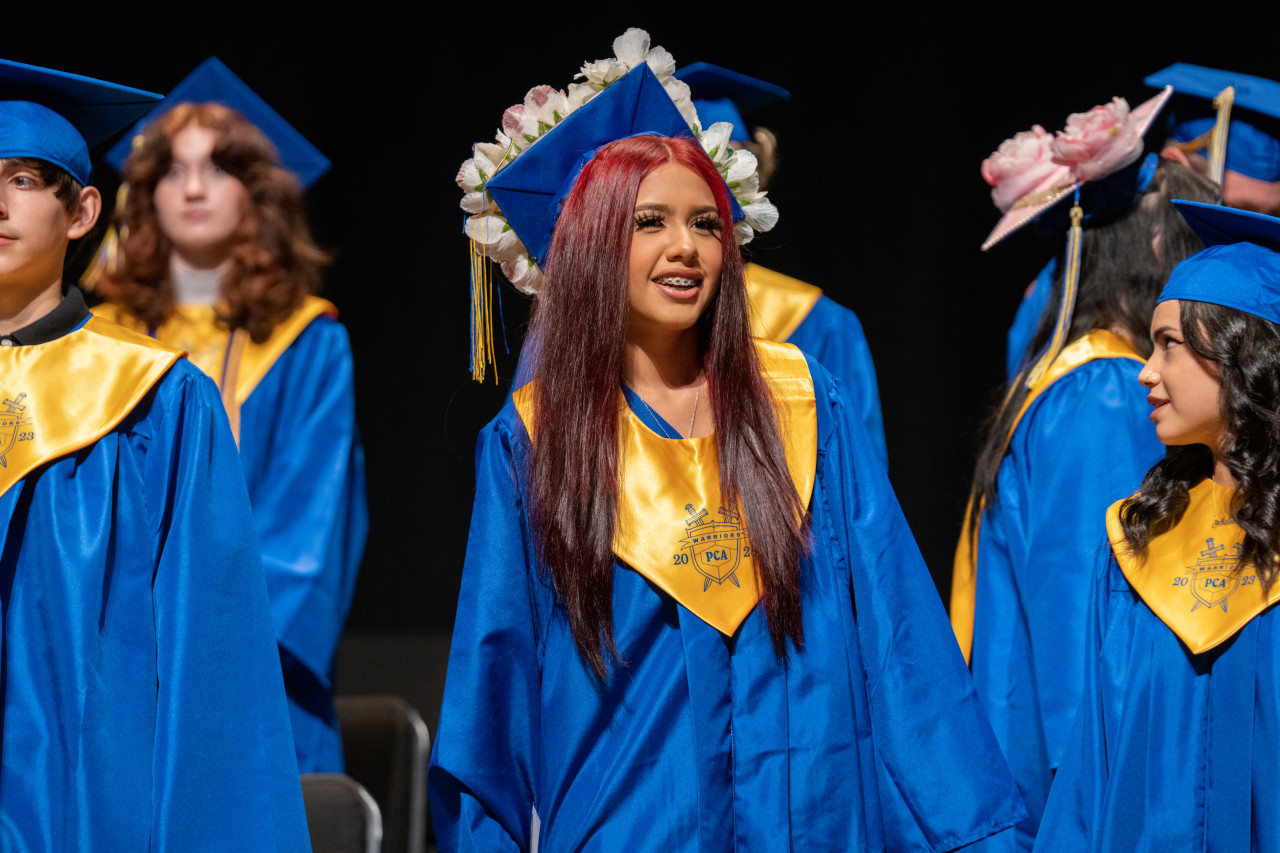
301 773 383 853
337 695 430 853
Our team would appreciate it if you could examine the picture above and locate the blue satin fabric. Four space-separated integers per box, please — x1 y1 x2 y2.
430 356 1025 852
237 315 368 773
1005 259 1056 380
1035 546 1280 851
968 357 1165 852
787 294 886 466
0 361 308 851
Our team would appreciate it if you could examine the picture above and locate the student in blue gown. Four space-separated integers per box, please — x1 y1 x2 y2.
953 87 1219 851
1035 201 1280 851
434 31 1025 852
0 59 309 849
1007 65 1280 378
91 58 367 774
674 62 887 463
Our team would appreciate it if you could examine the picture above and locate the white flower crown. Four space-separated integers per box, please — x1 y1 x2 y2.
456 28 780 296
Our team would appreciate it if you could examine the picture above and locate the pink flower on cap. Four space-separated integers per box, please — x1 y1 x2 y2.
982 125 1065 212
1050 97 1144 182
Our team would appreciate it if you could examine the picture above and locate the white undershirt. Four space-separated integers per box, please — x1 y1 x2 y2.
169 257 231 306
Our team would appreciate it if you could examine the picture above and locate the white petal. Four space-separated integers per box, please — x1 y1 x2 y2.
460 191 487 214
501 255 544 295
734 221 756 245
743 199 779 233
700 122 734 162
644 46 676 80
726 148 757 182
613 28 650 67
464 214 522 261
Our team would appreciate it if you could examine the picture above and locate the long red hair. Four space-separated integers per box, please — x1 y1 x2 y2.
98 102 328 343
528 135 806 678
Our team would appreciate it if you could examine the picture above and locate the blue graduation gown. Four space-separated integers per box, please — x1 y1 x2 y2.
430 355 1025 852
787 294 886 465
1035 544 1280 851
967 356 1164 852
1005 259 1055 380
237 315 368 773
0 348 309 850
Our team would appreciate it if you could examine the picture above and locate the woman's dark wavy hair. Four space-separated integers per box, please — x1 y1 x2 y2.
1119 300 1280 585
965 157 1219 543
528 135 807 679
98 103 328 343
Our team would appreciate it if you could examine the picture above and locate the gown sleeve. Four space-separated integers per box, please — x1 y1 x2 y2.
814 365 1028 851
239 318 368 705
1029 545 1116 852
146 365 311 851
428 413 543 853
1002 359 1159 769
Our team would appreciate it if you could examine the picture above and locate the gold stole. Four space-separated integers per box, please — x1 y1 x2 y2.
0 316 181 498
94 297 336 441
1108 480 1280 654
744 263 823 343
514 339 818 635
950 330 1144 662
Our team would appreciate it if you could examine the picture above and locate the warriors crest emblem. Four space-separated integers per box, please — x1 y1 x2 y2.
0 394 31 468
678 504 750 592
1183 537 1247 612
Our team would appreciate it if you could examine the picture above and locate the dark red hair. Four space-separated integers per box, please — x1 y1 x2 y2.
98 102 328 343
528 135 806 678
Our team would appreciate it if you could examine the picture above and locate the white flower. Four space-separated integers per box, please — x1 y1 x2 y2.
578 58 628 89
735 221 756 245
699 122 735 165
464 213 522 263
726 148 758 184
612 28 650 68
565 82 596 111
522 85 571 128
644 45 677 80
741 196 779 233
501 255 543 295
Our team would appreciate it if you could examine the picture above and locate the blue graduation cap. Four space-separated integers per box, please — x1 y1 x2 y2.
1161 200 1280 324
103 57 330 187
1147 64 1280 182
674 62 790 142
0 58 161 186
485 62 733 265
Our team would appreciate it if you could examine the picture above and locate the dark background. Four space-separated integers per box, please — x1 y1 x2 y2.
11 7 1277 653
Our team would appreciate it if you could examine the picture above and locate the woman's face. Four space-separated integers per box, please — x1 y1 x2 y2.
626 163 723 342
153 124 248 268
1140 299 1226 449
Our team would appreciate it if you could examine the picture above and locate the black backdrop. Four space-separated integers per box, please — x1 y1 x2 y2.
11 6 1278 633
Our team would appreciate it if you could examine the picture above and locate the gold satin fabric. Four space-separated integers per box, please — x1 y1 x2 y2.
950 330 1144 662
514 339 818 635
744 264 823 343
94 297 336 440
0 316 181 498
1108 479 1280 655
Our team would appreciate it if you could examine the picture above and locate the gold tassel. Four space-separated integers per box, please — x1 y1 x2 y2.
1026 204 1084 389
1209 86 1235 187
469 225 497 384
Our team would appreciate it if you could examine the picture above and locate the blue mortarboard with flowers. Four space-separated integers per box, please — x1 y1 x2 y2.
485 63 709 265
1147 64 1280 182
1162 200 1280 325
0 58 161 186
103 57 330 188
674 62 790 143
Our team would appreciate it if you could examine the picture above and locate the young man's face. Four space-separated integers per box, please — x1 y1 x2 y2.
0 159 97 292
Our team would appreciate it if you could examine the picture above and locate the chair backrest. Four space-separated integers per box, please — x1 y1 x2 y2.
337 695 431 853
301 773 384 853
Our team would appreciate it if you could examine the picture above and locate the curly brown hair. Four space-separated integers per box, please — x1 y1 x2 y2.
98 102 328 343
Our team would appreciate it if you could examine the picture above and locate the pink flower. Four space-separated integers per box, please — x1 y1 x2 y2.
1050 97 1143 182
981 125 1063 212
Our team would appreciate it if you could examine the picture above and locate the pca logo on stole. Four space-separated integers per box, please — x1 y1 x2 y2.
1183 536 1249 613
0 394 32 469
678 504 750 592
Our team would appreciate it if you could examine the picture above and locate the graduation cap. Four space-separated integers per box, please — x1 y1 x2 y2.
1160 200 1280 325
103 57 330 188
0 58 161 186
674 62 790 142
982 86 1173 251
485 62 728 265
1147 64 1280 183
